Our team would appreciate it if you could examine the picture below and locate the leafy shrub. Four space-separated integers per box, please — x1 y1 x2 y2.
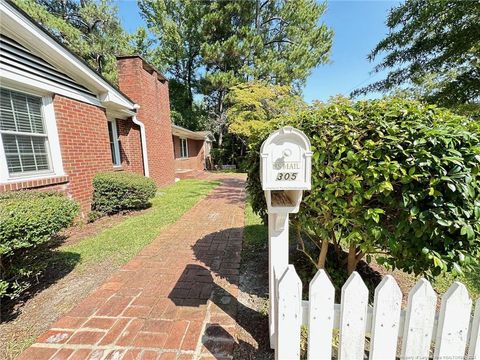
91 171 157 216
244 98 480 277
210 148 225 167
0 191 79 299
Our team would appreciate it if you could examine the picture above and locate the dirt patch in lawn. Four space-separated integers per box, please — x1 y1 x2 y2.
234 242 274 360
61 210 150 247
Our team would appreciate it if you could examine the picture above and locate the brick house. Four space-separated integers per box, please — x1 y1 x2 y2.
0 1 210 216
172 124 213 178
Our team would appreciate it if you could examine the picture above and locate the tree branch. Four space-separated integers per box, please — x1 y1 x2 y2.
264 38 294 47
295 224 318 269
259 0 270 11
261 16 290 27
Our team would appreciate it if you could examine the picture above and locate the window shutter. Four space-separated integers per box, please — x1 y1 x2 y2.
0 88 45 134
0 88 50 175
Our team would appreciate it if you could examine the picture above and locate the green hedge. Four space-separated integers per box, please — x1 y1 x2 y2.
244 98 480 277
91 171 157 216
0 191 79 299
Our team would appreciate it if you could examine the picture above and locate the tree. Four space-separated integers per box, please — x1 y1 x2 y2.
138 0 207 129
354 0 480 107
169 79 207 130
224 81 306 169
138 0 332 139
201 0 333 144
246 98 480 277
13 0 87 55
227 81 306 140
129 27 155 60
14 0 137 83
248 0 333 89
200 0 254 145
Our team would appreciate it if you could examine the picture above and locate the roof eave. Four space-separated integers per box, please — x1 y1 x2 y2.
2 0 136 111
171 124 212 141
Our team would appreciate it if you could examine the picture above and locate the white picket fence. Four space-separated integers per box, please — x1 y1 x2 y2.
274 265 480 360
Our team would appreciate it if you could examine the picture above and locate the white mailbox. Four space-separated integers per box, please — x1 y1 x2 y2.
260 126 312 214
260 126 312 349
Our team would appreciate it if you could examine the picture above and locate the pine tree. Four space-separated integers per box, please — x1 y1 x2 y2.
14 0 140 83
355 0 480 107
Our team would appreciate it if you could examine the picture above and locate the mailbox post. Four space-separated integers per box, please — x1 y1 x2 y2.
259 126 312 349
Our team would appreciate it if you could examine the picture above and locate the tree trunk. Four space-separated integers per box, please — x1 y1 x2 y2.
216 90 226 147
347 243 358 275
317 239 329 269
218 129 224 147
186 56 194 112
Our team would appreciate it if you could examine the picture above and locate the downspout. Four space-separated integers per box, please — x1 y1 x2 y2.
132 104 149 177
203 137 208 170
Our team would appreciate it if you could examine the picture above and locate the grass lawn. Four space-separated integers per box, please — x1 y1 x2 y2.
59 179 220 269
244 197 268 251
433 265 480 299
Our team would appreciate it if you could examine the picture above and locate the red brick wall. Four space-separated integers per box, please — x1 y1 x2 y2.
117 57 175 187
117 118 144 175
0 95 112 215
0 176 69 193
53 95 113 215
173 136 205 171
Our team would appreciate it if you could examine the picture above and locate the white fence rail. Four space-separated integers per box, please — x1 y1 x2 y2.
274 265 480 360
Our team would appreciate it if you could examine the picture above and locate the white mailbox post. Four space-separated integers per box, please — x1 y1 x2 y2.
260 126 312 349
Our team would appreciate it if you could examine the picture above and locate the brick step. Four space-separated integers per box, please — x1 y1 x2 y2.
175 169 203 180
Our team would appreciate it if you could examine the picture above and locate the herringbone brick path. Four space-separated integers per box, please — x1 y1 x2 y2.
19 175 245 360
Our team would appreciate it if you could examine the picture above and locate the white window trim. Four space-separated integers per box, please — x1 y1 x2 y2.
108 119 121 167
0 86 65 183
180 137 189 158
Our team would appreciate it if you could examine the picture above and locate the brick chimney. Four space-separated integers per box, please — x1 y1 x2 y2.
116 56 175 187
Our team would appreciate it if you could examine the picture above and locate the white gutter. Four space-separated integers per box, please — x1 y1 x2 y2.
132 109 149 177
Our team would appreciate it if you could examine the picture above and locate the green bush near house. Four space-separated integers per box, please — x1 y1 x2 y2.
91 171 157 217
0 191 79 299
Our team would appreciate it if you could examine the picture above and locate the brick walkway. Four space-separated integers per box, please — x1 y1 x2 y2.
19 175 245 360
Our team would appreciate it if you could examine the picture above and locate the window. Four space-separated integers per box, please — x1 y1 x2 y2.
0 88 51 175
180 138 188 158
108 119 121 166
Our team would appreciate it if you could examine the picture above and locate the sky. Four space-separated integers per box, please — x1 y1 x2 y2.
116 0 400 103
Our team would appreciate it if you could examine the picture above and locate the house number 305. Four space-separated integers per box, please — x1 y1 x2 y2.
276 172 298 181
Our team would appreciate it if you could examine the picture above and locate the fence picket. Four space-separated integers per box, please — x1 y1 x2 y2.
308 269 335 360
276 265 302 360
338 271 369 360
274 264 477 360
401 278 437 359
368 275 402 360
468 298 480 360
433 282 472 359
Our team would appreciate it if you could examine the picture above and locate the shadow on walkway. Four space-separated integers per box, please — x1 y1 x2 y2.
204 177 246 206
167 225 266 359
